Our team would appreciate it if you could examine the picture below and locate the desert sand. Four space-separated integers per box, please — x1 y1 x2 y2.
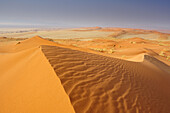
0 27 170 40
0 28 170 113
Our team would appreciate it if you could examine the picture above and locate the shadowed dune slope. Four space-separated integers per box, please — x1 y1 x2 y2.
0 37 170 113
42 45 170 113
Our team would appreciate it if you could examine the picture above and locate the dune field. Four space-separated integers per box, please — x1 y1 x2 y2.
0 27 170 40
0 27 170 113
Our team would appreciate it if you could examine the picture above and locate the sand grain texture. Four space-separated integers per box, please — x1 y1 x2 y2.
0 37 75 113
42 45 170 113
0 36 170 113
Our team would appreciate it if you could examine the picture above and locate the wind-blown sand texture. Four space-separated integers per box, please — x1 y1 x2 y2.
0 36 170 113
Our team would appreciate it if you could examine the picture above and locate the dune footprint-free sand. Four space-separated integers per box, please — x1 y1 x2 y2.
0 36 170 113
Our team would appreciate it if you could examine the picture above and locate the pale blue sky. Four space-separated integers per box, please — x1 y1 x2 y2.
0 0 170 29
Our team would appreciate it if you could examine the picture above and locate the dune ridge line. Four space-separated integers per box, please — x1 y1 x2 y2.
0 36 169 113
41 45 170 113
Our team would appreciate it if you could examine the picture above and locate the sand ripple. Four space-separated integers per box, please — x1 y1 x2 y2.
42 45 170 113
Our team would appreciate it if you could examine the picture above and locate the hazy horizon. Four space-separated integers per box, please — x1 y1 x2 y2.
0 0 170 30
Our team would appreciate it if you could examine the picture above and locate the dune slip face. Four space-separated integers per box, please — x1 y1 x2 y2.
0 37 75 113
0 36 170 113
42 45 170 113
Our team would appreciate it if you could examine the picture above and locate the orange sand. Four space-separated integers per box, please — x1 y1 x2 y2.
0 36 75 113
0 36 170 113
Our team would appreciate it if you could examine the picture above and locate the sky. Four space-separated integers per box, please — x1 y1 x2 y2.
0 0 170 29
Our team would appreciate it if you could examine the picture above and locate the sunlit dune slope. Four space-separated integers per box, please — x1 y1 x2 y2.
0 37 75 113
0 36 170 113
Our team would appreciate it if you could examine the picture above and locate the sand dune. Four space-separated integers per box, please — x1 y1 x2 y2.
42 45 170 113
1 27 169 40
0 36 170 113
0 37 75 113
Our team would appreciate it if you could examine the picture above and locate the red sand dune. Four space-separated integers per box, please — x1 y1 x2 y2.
0 36 170 113
72 27 102 31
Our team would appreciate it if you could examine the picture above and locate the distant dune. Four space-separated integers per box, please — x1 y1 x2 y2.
0 36 170 113
0 27 170 40
54 36 170 66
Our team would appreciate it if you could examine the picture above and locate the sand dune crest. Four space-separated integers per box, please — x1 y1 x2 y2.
0 39 75 113
0 37 170 113
42 45 170 113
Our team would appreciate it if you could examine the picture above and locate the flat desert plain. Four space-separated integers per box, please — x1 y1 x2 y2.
0 27 170 113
